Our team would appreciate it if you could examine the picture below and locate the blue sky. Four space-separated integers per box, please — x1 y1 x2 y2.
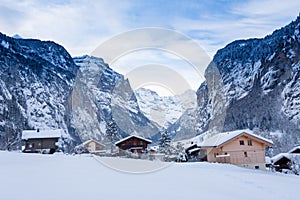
0 0 300 95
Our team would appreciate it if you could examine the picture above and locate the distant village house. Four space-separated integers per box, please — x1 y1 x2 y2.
115 135 152 157
81 139 106 155
22 129 62 154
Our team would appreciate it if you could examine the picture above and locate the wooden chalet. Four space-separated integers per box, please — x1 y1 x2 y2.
21 129 62 154
200 130 273 170
82 139 106 155
115 135 152 156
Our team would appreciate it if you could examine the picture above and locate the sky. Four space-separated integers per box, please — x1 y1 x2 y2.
0 0 300 95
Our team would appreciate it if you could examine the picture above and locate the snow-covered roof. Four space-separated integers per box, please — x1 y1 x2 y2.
149 146 159 151
115 135 152 145
288 146 300 153
271 153 300 163
271 153 291 163
200 129 273 147
22 129 63 140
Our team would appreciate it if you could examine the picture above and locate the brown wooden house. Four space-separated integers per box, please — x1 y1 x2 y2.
271 146 300 172
200 130 273 170
22 129 62 154
115 135 152 156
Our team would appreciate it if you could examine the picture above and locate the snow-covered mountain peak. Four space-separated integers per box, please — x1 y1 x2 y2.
12 34 22 39
74 55 107 71
135 88 197 128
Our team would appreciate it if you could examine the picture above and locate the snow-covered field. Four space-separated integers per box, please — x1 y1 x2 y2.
0 151 299 200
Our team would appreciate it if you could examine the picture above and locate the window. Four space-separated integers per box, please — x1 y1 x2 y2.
255 166 259 169
239 140 244 145
244 152 248 157
248 140 252 146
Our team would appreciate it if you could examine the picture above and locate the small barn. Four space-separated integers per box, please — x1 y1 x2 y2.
115 135 152 156
271 146 300 173
271 153 292 172
82 139 106 155
200 130 273 170
22 129 62 154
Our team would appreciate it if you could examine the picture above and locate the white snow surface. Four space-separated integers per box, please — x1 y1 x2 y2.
0 151 299 200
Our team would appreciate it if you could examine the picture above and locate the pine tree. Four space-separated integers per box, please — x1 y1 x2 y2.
106 117 119 153
159 130 172 156
159 130 171 148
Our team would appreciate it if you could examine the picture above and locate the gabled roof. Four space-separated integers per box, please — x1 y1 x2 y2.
82 139 105 147
200 129 273 148
271 153 291 164
288 146 300 154
22 129 63 140
115 135 152 145
272 153 300 164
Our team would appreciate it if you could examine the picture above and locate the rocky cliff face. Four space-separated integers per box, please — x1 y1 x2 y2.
192 15 300 153
0 33 159 150
0 33 77 150
70 56 160 143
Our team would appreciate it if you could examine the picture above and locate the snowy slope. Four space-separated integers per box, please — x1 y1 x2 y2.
135 88 196 128
1 151 300 200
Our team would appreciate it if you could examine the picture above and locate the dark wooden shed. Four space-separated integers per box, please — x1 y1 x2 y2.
272 154 292 172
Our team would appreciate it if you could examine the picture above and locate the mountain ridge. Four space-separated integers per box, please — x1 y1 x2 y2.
0 33 160 151
170 14 300 153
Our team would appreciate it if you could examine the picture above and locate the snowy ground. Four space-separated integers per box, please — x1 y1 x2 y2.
0 151 299 200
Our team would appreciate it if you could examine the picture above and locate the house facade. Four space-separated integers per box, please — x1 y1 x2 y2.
200 130 273 170
22 129 62 154
82 139 105 155
115 135 152 156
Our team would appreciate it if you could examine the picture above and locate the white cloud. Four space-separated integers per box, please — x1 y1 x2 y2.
231 0 300 19
0 0 132 56
0 0 299 94
1 0 298 57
